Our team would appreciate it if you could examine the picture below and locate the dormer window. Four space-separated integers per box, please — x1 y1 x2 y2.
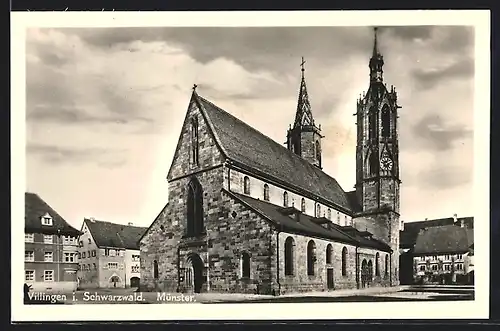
41 213 53 226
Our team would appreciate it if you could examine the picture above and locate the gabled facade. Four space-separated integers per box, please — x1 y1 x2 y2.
140 28 401 295
24 192 81 292
77 218 146 289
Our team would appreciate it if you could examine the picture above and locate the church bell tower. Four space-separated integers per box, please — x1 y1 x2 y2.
354 27 402 285
287 57 323 168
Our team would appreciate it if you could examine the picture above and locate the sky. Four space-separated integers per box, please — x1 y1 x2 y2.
25 25 475 230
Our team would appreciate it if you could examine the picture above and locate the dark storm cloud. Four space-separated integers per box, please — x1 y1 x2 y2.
412 113 472 151
27 144 128 168
412 57 474 89
417 166 471 189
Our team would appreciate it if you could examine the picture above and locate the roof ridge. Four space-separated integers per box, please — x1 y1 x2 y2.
197 94 346 190
85 218 147 229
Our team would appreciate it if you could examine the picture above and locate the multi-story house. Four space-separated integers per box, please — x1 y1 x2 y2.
411 218 474 284
25 192 81 292
77 218 147 289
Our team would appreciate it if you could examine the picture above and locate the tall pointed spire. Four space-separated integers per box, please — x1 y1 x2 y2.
369 27 384 83
373 27 380 56
294 57 314 128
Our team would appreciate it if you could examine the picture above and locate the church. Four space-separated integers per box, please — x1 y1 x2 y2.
139 28 402 295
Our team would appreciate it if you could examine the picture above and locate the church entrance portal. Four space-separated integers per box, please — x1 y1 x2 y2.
327 268 334 289
186 253 205 293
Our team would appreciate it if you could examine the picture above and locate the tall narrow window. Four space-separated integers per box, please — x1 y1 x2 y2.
241 252 251 278
375 252 380 276
191 117 199 166
341 247 348 276
263 184 270 201
187 177 204 236
284 237 295 276
367 260 373 282
369 150 378 176
385 255 389 276
153 260 159 279
369 107 377 140
327 208 332 220
326 244 333 264
307 240 316 276
301 198 306 212
315 203 321 217
243 176 251 194
381 105 390 138
283 192 289 207
315 140 321 166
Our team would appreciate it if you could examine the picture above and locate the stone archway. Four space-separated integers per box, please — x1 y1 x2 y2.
109 274 122 288
130 276 140 288
185 253 205 293
361 259 368 289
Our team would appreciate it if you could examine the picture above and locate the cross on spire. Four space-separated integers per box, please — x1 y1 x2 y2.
300 56 306 74
192 83 198 92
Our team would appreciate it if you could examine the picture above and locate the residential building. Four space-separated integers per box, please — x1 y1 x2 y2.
25 192 81 292
139 28 402 295
77 218 147 289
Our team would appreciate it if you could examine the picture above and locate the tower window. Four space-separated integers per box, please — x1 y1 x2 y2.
186 177 204 237
369 151 378 176
315 140 321 166
382 105 390 138
283 192 289 207
263 184 270 201
369 107 377 140
301 198 306 212
243 176 251 195
190 117 199 166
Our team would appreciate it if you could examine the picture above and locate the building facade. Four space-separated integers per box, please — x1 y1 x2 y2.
25 192 81 292
399 215 474 285
77 218 146 289
140 28 402 295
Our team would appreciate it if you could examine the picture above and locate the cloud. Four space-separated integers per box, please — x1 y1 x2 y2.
417 166 472 189
27 144 128 168
412 57 474 89
411 113 472 151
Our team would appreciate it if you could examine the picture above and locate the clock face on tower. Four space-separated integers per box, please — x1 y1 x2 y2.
380 155 393 171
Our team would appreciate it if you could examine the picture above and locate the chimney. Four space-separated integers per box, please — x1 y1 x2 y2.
400 220 405 231
460 219 464 228
128 222 133 226
453 213 458 224
89 217 95 222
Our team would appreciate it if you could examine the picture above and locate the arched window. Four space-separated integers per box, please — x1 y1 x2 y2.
367 260 373 282
153 260 159 279
369 150 378 176
241 252 251 278
315 203 321 218
307 240 316 276
326 244 333 264
187 177 204 236
301 198 306 212
263 184 269 201
382 105 390 138
375 252 380 276
341 247 348 276
315 140 321 165
369 107 377 140
190 117 199 166
243 176 250 194
337 212 340 224
327 208 331 220
284 237 295 276
385 254 389 276
293 140 300 155
283 192 289 207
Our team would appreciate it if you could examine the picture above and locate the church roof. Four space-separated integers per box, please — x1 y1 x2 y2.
25 192 81 236
413 225 474 255
83 218 147 250
226 189 391 251
195 93 353 214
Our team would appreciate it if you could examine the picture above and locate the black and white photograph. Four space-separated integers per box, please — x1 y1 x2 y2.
11 10 490 321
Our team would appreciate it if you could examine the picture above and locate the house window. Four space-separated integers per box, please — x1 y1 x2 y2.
109 249 116 257
431 264 438 271
82 252 86 258
104 249 110 256
93 263 97 270
44 270 54 282
77 252 81 259
41 214 53 226
25 233 34 242
326 244 333 264
381 105 390 138
92 250 96 257
132 265 140 273
263 184 270 201
25 251 34 262
284 237 295 276
190 117 199 166
375 252 380 276
456 263 464 270
301 198 306 212
420 256 425 261
63 236 73 245
25 270 35 281
153 260 159 279
88 238 92 244
88 251 91 258
327 209 331 220
444 264 451 271
64 252 76 263
341 247 348 276
307 240 316 276
132 254 140 262
243 176 251 194
241 252 251 278
283 192 289 207
432 255 437 261
43 235 53 244
445 255 451 260
186 177 204 236
44 252 53 262
108 262 118 270
78 240 83 247
457 254 463 260
419 265 426 271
